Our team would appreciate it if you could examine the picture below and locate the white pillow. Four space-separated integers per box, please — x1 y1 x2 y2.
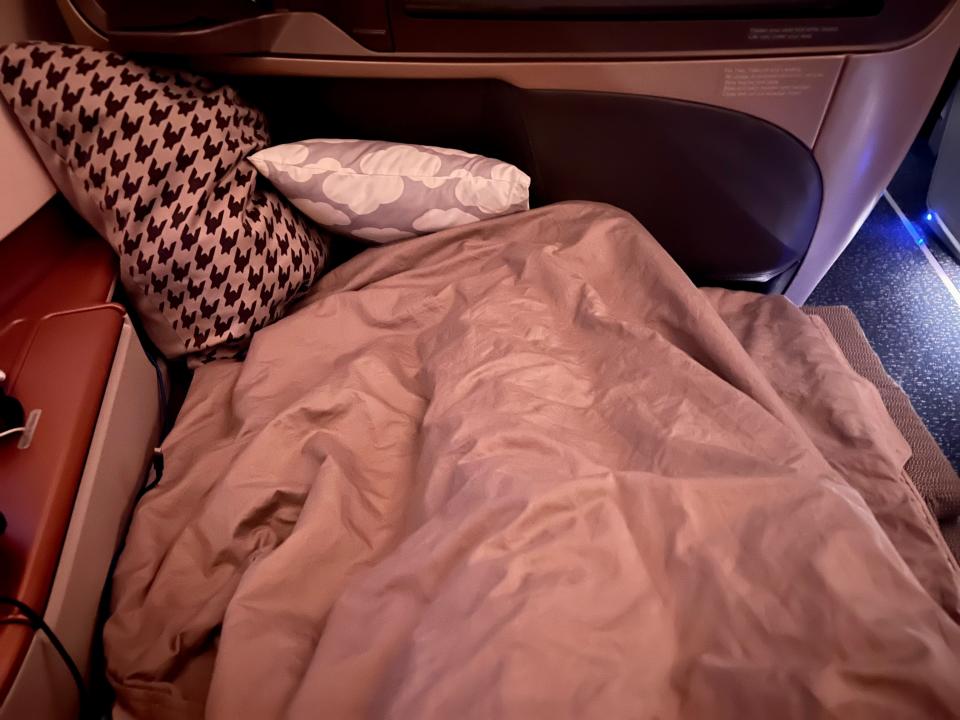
248 139 531 242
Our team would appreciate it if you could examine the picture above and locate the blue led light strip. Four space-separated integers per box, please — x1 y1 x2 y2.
883 190 960 310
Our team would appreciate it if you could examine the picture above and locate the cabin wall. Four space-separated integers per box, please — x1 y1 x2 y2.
0 0 68 241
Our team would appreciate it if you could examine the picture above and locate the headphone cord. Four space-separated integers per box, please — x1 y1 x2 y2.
0 596 90 717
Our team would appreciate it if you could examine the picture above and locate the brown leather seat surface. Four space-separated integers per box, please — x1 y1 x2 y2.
0 197 121 703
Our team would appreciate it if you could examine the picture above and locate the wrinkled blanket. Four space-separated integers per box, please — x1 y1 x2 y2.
105 202 960 719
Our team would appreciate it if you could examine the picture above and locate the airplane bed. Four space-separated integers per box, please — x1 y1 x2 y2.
103 202 960 719
3 0 960 709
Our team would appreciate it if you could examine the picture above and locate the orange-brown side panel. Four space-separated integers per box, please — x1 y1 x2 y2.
0 200 118 704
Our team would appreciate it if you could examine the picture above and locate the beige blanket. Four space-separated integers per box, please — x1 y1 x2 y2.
105 203 960 719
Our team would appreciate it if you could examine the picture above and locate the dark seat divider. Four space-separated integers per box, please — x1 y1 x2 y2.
234 76 822 292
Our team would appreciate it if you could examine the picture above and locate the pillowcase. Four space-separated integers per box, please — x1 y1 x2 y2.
0 42 329 361
248 139 530 242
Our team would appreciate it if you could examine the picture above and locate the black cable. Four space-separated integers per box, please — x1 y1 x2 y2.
135 346 168 501
144 345 169 439
135 450 164 501
0 596 89 717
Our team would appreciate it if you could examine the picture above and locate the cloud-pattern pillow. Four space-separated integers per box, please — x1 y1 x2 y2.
249 140 531 242
0 42 329 361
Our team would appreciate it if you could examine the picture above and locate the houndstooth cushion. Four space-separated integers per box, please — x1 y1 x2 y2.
0 42 329 362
